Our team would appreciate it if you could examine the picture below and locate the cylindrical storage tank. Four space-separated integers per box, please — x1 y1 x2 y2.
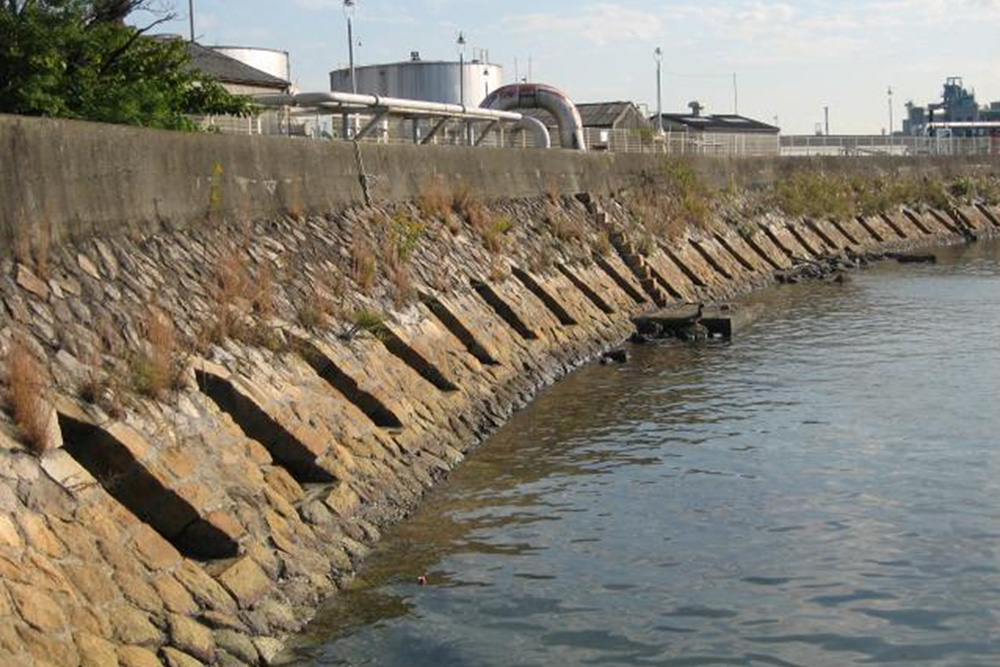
330 59 503 108
213 46 291 82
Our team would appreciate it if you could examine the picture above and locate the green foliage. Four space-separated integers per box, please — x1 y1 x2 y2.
628 158 712 241
482 215 514 253
0 1 252 130
340 309 386 341
389 212 426 262
769 171 857 219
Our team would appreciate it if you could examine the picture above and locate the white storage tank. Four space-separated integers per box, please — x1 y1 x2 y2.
213 46 291 83
330 51 503 108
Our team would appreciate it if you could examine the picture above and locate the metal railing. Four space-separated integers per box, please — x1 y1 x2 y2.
780 134 1000 156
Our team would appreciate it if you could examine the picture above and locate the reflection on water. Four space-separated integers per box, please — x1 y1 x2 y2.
289 241 1000 667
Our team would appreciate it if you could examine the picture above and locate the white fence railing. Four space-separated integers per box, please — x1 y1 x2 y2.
194 113 1000 158
780 135 1000 157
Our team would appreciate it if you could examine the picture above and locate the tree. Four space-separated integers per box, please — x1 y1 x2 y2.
0 0 252 130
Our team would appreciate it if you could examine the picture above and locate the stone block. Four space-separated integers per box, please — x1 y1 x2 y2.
173 562 237 616
218 557 272 609
75 632 120 667
17 513 66 559
110 606 163 647
115 570 164 615
0 516 23 550
162 647 206 667
7 582 67 633
118 646 161 667
214 630 258 665
168 614 216 664
132 524 181 571
152 574 198 616
15 265 49 300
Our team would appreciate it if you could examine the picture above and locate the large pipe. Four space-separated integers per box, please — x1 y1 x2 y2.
515 116 551 149
481 83 586 151
257 91 523 122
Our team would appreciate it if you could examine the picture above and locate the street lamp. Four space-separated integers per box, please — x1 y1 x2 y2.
344 0 357 94
188 0 195 42
887 86 894 151
654 47 664 135
457 31 467 105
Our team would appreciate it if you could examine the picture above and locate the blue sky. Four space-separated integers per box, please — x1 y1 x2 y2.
145 0 1000 134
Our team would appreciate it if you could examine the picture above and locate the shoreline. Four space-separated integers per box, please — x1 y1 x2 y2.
0 195 996 667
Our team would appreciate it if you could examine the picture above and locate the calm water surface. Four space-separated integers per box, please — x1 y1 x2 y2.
289 241 1000 667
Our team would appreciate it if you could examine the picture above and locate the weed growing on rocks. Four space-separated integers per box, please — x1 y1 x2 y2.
482 215 514 254
418 178 452 220
131 308 184 400
340 309 387 341
5 335 53 454
351 237 378 294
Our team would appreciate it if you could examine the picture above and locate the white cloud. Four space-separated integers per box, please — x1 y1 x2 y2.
504 4 663 46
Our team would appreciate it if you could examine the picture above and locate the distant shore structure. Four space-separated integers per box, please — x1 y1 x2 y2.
905 77 1000 137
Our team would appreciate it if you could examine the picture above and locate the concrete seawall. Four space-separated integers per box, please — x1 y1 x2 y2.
0 114 999 666
2 113 996 252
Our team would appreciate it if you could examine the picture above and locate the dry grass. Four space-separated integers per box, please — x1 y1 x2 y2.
251 263 275 318
547 205 585 245
214 247 251 304
352 236 378 293
297 302 326 330
418 178 453 220
6 336 53 455
296 274 343 331
388 264 415 307
131 308 182 400
592 230 612 257
488 258 507 283
628 159 712 241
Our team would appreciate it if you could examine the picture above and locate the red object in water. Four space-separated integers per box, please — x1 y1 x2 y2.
417 575 427 586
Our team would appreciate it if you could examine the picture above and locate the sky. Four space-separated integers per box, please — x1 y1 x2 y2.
143 0 1000 135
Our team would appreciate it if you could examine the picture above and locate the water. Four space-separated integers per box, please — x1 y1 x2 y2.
290 241 1000 667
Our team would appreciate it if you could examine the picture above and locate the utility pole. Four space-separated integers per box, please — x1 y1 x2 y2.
655 48 664 134
188 0 195 42
824 106 830 136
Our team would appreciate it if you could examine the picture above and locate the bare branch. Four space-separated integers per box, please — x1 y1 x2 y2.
98 14 174 75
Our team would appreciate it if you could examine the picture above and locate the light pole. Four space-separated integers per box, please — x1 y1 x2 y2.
887 86 894 152
344 1 357 94
188 0 195 42
654 47 663 135
457 31 466 105
457 31 469 144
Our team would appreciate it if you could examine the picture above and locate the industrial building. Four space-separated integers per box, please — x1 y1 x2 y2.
904 77 1000 136
182 42 291 96
652 103 780 156
330 50 503 108
173 39 293 135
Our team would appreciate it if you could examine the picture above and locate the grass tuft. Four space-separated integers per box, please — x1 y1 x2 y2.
6 336 53 455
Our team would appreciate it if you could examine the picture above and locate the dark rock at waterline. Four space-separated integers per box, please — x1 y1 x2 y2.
601 348 629 364
891 253 937 264
629 332 652 345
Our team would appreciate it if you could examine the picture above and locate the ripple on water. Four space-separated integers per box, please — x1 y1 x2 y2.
289 242 1000 667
